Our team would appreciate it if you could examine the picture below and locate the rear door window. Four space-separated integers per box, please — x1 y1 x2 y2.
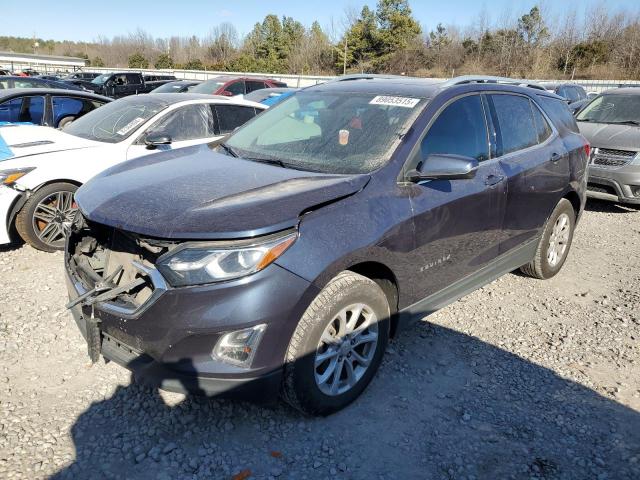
214 105 257 134
0 98 23 122
52 97 105 125
421 94 489 162
531 102 553 143
490 94 538 156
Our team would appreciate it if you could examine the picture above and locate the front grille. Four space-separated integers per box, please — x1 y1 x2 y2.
591 148 636 168
67 217 172 313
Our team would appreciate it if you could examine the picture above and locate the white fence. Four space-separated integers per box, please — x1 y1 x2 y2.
5 60 640 92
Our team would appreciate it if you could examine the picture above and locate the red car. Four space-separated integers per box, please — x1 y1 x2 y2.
189 76 287 97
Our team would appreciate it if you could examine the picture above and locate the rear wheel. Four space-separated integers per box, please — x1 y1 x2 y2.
15 182 78 252
520 198 575 279
282 271 389 416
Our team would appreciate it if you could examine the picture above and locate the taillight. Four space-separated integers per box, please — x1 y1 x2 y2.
584 143 591 159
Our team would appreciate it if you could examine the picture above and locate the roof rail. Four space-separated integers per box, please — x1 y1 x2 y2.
331 73 410 82
443 75 546 91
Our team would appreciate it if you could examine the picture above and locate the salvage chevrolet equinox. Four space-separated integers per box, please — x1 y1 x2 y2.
65 75 589 415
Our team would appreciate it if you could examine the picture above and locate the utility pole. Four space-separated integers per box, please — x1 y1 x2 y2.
343 37 347 75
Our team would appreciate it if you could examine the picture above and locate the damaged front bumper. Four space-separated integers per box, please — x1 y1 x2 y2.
64 217 318 403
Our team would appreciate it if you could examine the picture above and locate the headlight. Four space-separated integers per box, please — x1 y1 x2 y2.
157 231 297 286
0 167 35 187
631 152 640 165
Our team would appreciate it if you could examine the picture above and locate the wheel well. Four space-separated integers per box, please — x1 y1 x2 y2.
35 179 82 190
563 190 581 218
346 262 400 337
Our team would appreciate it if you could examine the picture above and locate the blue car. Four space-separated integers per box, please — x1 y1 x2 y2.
0 88 111 128
244 87 298 106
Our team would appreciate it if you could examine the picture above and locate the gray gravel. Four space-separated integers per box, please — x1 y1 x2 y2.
1 199 639 480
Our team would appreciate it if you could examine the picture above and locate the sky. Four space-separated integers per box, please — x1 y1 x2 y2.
3 0 640 43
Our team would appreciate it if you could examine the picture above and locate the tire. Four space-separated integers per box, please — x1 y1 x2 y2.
15 182 78 252
282 271 390 416
520 198 576 280
57 116 76 129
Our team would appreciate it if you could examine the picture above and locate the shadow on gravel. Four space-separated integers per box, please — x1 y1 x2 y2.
52 322 640 480
585 199 640 214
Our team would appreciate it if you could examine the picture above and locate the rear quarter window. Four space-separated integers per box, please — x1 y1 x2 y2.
537 96 579 134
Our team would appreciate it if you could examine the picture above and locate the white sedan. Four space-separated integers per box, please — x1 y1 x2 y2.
0 93 266 251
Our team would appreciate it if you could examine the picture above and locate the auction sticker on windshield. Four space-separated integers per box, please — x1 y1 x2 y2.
369 96 420 108
116 117 145 136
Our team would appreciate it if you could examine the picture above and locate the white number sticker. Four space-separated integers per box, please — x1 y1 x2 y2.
116 117 145 136
369 95 420 108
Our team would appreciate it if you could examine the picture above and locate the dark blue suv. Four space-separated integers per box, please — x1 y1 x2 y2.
65 75 589 415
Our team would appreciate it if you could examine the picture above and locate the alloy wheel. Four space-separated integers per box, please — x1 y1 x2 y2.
547 212 570 267
314 303 379 396
32 191 77 248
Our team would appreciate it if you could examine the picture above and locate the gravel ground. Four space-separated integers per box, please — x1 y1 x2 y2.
0 199 639 480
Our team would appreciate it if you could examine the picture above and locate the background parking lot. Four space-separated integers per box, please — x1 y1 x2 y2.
1 200 639 480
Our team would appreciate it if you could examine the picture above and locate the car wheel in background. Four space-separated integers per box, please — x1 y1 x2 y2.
57 116 76 129
520 198 576 279
15 182 78 252
282 271 390 416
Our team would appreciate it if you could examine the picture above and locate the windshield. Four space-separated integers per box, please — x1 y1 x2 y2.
64 98 168 143
576 94 640 124
91 74 110 85
189 79 226 94
224 91 425 174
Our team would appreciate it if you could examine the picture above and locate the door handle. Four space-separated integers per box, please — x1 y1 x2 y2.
550 152 563 163
485 174 505 186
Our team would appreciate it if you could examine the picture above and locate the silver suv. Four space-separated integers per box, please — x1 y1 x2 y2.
577 88 640 208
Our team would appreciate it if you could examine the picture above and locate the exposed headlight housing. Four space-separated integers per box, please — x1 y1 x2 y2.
212 324 266 368
0 167 35 187
156 230 297 286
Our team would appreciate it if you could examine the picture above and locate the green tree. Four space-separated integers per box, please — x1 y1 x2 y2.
429 23 451 50
154 53 174 69
128 52 149 68
90 56 105 67
183 58 204 70
518 6 548 47
376 0 421 54
337 6 379 71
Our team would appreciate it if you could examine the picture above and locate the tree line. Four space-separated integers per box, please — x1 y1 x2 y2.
3 1 640 79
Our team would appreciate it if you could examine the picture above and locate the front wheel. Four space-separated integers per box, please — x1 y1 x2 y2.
282 271 390 416
520 198 576 279
15 182 78 252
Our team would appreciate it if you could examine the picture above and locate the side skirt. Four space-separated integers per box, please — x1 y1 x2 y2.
397 238 539 327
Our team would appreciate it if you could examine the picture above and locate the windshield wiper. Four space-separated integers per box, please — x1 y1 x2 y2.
217 142 239 157
246 157 287 168
610 120 640 126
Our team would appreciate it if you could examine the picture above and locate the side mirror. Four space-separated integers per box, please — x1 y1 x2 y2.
406 154 479 182
144 133 172 149
220 90 233 97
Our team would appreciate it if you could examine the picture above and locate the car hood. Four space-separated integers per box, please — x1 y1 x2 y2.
577 122 640 152
0 125 100 161
76 144 370 239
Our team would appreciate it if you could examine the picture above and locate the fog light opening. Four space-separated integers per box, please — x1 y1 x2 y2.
212 324 266 368
631 185 640 198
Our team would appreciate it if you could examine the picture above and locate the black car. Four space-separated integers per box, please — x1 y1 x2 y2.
85 72 147 98
65 75 589 415
0 76 83 91
150 80 201 93
540 82 589 114
0 88 111 128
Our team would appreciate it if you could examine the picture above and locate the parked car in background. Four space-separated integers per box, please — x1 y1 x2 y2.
0 88 110 128
36 75 62 82
190 76 287 98
0 76 83 91
244 87 298 106
576 88 640 208
60 72 101 90
150 80 201 93
0 70 12 76
0 93 266 251
85 72 147 98
540 82 589 113
64 75 589 415
143 74 177 91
